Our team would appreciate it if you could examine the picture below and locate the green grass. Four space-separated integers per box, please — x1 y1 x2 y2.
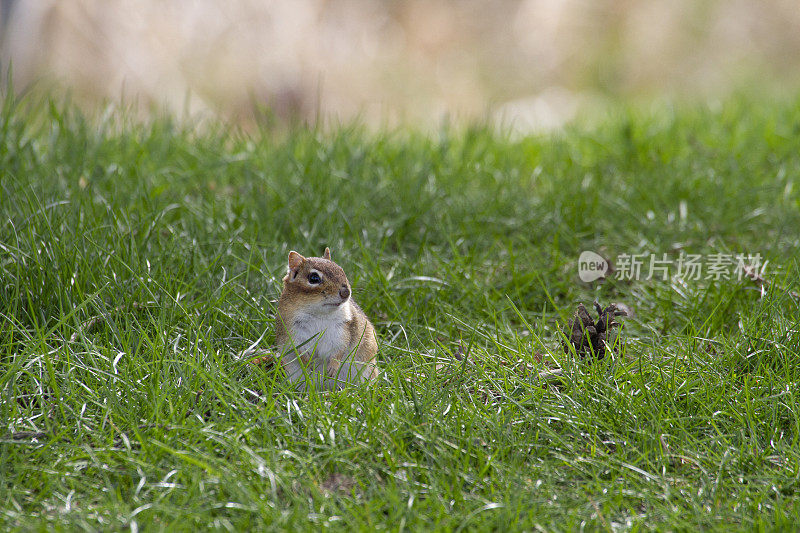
1 91 800 531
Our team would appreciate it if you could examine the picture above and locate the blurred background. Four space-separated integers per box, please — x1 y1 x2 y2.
2 0 800 131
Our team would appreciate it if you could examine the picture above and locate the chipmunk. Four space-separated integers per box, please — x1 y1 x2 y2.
274 247 379 390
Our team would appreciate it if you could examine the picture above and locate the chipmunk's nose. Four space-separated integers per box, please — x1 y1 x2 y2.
339 286 350 299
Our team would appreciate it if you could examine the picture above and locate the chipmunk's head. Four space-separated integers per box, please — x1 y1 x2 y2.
282 248 351 314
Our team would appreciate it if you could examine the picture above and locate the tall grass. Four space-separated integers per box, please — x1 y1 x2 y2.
1 92 799 530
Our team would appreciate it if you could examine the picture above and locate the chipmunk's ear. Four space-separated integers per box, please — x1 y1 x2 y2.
287 251 305 278
323 247 331 260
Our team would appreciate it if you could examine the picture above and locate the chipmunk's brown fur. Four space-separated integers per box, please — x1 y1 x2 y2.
275 247 378 390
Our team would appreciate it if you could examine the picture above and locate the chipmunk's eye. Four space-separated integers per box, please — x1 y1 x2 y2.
308 272 321 284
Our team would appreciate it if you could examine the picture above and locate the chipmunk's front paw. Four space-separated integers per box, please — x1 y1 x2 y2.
242 348 277 365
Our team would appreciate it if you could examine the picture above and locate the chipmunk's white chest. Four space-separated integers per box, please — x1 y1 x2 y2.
289 301 352 362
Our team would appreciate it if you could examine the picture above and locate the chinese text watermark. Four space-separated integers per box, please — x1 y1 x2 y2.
578 251 763 282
